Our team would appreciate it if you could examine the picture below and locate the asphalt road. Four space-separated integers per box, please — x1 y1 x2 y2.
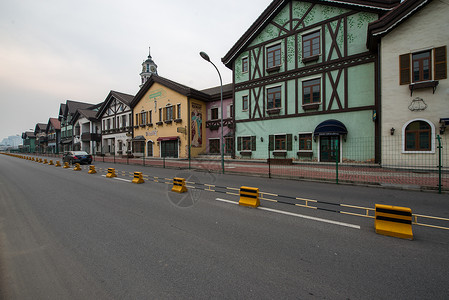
1 155 448 299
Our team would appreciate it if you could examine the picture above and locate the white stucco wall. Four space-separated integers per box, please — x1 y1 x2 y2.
381 0 449 168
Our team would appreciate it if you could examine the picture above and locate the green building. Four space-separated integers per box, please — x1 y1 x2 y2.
223 0 399 162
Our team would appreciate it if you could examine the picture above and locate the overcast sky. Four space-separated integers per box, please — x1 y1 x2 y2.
0 0 273 140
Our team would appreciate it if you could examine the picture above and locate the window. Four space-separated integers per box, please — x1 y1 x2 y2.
302 31 320 59
147 142 153 157
148 111 152 124
405 121 431 151
229 105 233 118
267 86 282 109
165 106 173 121
140 111 147 125
267 44 281 68
242 96 248 110
159 108 162 122
413 51 431 82
225 137 234 154
303 78 321 105
399 46 447 85
209 139 220 154
107 119 111 130
275 134 286 151
177 104 181 119
237 136 256 151
122 115 127 128
242 57 248 73
299 134 312 151
211 107 219 120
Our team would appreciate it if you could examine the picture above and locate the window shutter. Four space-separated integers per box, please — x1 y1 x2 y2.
269 135 274 151
287 134 292 151
218 107 222 120
147 111 150 124
251 136 256 151
399 53 411 85
207 109 211 121
237 137 242 151
135 114 138 125
434 46 447 80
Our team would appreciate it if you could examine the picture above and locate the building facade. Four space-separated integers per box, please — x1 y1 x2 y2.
97 90 134 156
368 0 448 168
72 109 101 154
223 0 399 162
34 123 47 153
21 131 36 153
131 75 209 158
46 118 61 154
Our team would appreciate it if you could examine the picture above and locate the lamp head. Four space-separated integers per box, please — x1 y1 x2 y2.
200 51 210 62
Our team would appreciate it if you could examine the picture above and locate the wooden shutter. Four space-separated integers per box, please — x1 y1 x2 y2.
237 137 242 151
251 136 256 151
135 114 138 126
287 134 292 151
434 46 447 80
269 135 274 151
399 53 411 85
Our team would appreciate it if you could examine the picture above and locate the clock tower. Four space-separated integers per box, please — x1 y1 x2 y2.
140 47 158 88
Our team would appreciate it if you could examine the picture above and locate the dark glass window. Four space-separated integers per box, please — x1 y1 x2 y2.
412 51 431 82
267 86 282 109
267 44 281 68
299 134 312 151
242 57 248 73
303 78 321 104
242 96 248 110
405 121 431 151
303 31 320 58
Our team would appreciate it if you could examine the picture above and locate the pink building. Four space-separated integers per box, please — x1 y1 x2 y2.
202 84 234 156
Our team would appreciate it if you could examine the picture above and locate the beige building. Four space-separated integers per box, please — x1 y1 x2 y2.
368 0 448 168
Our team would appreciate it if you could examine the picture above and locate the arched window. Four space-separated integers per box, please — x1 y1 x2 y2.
147 141 153 157
405 120 431 151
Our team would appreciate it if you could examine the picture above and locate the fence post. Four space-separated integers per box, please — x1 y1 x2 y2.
336 138 339 184
268 143 271 179
437 135 442 194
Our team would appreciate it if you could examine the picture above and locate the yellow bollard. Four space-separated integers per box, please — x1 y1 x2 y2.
73 163 81 171
55 161 61 167
63 162 70 168
88 165 97 174
39 158 43 163
43 159 48 164
49 160 54 165
132 172 144 184
106 168 117 178
239 186 260 208
172 177 187 193
375 204 413 240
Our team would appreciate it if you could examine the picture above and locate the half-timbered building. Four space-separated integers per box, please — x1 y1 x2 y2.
96 91 134 156
72 108 101 154
223 0 400 162
46 118 61 154
34 123 47 153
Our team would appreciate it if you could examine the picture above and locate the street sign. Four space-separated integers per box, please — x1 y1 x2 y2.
177 127 186 134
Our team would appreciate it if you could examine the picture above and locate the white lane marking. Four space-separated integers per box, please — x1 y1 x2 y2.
215 198 360 229
101 175 132 183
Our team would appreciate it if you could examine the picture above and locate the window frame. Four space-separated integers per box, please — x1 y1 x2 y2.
302 30 321 61
266 86 282 110
266 43 281 69
298 133 313 152
412 50 432 83
242 56 249 73
302 78 321 105
242 95 248 111
209 138 220 154
274 134 287 151
211 107 219 120
402 119 435 153
241 136 252 151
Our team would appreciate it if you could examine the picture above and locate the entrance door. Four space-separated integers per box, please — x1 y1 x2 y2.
320 135 339 162
161 140 178 158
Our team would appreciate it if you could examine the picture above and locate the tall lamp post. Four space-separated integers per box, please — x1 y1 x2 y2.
200 51 224 174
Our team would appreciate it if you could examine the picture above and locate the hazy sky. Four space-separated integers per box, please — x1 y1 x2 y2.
0 0 273 140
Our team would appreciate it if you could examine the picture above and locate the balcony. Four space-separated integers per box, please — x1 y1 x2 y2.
38 136 48 143
81 133 101 142
206 118 234 130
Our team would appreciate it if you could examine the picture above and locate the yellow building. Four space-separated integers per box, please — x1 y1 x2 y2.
130 75 210 158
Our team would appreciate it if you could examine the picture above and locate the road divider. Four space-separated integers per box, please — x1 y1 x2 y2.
172 177 187 193
239 186 260 208
106 168 117 178
88 165 97 174
73 163 81 171
375 204 413 240
132 172 144 184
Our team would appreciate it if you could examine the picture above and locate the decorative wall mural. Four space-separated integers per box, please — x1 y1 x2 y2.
408 97 428 111
191 103 203 147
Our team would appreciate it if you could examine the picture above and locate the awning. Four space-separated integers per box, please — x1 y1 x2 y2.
132 135 146 141
440 118 449 125
313 119 348 136
157 136 179 142
61 139 72 144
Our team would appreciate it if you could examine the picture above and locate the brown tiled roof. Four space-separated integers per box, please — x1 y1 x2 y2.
96 90 134 119
48 118 61 130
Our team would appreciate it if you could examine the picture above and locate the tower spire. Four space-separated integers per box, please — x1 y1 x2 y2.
140 46 158 88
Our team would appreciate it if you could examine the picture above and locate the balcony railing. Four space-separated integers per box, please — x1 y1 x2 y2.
81 133 101 142
205 118 234 130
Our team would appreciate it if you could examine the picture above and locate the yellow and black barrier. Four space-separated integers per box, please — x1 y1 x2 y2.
172 177 187 193
73 163 81 171
375 204 413 240
43 159 48 164
49 160 54 165
39 158 43 163
55 161 61 167
88 165 96 174
132 172 144 184
239 186 260 208
63 162 70 168
106 168 117 178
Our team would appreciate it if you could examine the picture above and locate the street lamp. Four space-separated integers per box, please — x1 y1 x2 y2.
200 51 224 174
